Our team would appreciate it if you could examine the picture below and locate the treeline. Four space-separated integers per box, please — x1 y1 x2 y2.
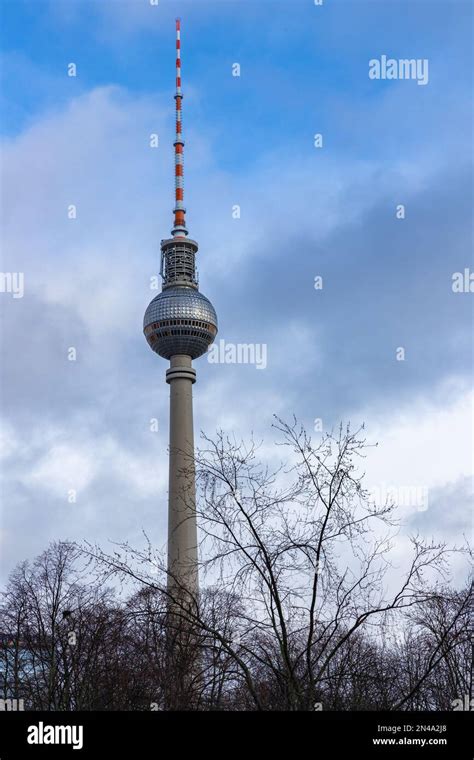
1 420 472 710
0 542 471 711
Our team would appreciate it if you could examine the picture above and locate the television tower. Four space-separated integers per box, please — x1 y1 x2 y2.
144 19 218 602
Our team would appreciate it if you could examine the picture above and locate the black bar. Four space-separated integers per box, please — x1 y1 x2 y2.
0 711 471 758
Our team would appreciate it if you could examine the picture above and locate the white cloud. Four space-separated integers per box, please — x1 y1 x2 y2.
0 422 19 461
23 432 167 501
28 443 97 497
364 381 473 494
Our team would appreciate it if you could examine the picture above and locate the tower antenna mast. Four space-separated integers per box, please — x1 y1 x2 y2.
173 18 187 237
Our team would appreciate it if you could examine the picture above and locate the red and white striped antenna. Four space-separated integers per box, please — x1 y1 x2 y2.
172 18 187 237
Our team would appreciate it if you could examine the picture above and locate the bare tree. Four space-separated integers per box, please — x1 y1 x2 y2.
82 419 470 711
0 542 142 710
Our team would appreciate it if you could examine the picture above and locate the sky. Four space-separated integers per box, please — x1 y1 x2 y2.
0 0 472 587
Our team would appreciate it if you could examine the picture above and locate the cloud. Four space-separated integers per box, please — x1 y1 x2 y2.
363 384 473 524
410 475 472 544
0 39 471 588
28 443 98 496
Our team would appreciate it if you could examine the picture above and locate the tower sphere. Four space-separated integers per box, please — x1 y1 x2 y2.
143 286 217 360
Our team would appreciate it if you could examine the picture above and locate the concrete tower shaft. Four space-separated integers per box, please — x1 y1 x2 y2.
166 355 198 595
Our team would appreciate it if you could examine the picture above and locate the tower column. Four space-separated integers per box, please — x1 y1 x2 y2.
143 18 217 709
166 354 198 601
